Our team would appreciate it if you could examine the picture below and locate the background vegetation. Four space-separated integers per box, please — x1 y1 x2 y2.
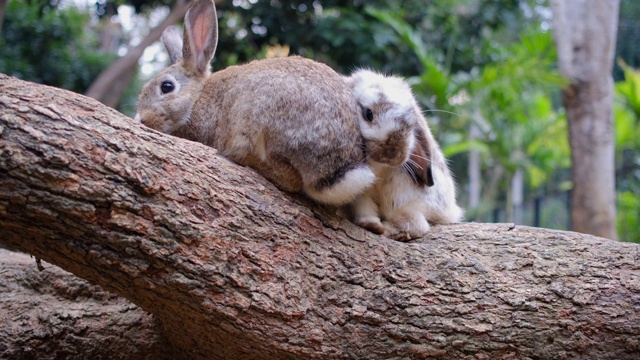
1 0 638 242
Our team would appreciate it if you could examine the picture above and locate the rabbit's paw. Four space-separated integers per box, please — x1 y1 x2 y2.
355 215 385 235
383 218 430 242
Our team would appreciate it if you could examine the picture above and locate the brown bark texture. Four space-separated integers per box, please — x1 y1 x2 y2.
550 0 620 240
1 74 640 359
0 249 176 360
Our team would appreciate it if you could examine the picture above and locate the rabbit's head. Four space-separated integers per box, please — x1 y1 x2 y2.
134 0 218 134
349 70 419 166
349 70 434 187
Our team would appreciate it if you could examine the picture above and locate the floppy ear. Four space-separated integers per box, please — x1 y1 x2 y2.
182 0 219 75
408 126 435 187
162 26 183 64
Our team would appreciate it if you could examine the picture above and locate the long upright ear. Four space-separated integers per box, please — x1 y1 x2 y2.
162 26 183 64
182 0 219 75
408 125 435 187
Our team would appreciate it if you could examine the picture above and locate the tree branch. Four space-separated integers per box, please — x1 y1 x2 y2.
1 74 639 359
0 249 177 359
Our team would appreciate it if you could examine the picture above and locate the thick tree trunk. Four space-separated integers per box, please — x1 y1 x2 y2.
85 0 192 108
0 249 177 360
550 0 620 240
510 167 524 225
1 74 639 359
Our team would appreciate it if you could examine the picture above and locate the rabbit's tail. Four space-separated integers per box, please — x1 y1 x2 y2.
304 163 375 206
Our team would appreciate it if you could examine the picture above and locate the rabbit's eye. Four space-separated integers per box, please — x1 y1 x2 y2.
160 81 175 94
363 108 374 122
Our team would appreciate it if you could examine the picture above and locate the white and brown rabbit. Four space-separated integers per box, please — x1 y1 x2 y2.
345 69 463 240
135 0 375 205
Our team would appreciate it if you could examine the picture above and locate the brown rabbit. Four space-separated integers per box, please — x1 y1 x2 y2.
135 0 375 205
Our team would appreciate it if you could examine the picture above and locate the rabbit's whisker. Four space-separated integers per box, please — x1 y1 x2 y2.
365 148 382 162
423 109 461 117
402 162 418 183
410 153 429 161
406 158 423 171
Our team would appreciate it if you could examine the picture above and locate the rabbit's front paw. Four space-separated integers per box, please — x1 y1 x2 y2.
383 217 430 242
355 215 385 235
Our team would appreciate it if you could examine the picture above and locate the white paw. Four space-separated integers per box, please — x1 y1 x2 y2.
355 215 385 235
383 218 430 241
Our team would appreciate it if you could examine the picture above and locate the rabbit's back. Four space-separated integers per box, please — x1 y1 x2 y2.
204 56 358 152
182 56 369 198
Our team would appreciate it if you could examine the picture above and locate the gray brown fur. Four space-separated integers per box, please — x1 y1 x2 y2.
135 0 375 205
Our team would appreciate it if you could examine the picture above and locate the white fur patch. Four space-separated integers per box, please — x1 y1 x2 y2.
306 166 376 205
350 69 417 142
351 70 415 110
356 215 381 225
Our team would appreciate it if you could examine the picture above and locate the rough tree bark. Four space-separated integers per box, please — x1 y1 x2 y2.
1 74 639 359
85 0 193 108
0 249 176 360
550 0 620 240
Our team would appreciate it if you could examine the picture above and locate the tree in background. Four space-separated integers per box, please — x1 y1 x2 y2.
84 0 192 108
551 0 620 240
0 1 114 94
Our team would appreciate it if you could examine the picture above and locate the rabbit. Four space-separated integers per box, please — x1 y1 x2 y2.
134 0 376 206
344 69 463 240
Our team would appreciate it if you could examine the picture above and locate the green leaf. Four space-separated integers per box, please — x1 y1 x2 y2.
442 140 490 157
616 60 640 119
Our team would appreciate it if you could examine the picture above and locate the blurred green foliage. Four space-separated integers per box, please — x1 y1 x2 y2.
0 1 114 94
614 62 640 242
615 0 640 80
212 0 546 76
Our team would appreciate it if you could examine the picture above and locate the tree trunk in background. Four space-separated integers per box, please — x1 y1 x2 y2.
511 167 524 224
98 4 122 53
85 0 191 109
550 0 620 240
2 75 640 359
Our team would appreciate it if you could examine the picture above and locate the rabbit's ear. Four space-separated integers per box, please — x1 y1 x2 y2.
408 125 435 187
162 26 183 64
182 0 218 75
